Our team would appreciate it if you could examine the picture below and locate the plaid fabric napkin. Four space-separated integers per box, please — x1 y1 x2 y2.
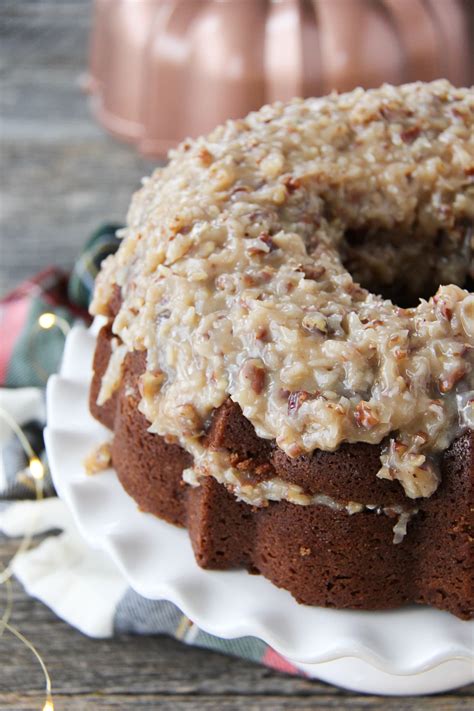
0 225 301 677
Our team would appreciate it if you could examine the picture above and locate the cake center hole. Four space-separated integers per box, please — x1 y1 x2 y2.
340 224 473 308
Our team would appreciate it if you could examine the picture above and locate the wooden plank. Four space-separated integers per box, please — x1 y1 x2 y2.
1 693 474 711
0 0 155 294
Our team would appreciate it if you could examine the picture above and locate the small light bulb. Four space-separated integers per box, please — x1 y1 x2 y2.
29 457 44 480
43 698 54 711
38 313 57 330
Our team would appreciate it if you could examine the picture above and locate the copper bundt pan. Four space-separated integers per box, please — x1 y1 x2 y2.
85 0 472 157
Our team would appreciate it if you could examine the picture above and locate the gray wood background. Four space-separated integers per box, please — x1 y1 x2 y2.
0 2 472 709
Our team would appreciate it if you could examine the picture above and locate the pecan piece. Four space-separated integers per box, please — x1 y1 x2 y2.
433 293 453 320
283 175 301 194
198 147 213 166
354 401 379 428
400 126 421 143
439 367 466 393
288 390 315 416
247 232 276 256
241 360 266 394
299 265 326 281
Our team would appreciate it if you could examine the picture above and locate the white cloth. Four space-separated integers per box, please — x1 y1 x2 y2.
0 498 127 638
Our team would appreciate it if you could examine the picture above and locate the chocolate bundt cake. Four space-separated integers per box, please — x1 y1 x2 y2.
89 81 474 619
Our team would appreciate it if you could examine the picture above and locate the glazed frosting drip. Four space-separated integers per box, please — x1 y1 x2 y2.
91 81 474 500
182 461 417 545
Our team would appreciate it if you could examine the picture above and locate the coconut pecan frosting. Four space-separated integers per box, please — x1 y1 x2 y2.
91 80 474 503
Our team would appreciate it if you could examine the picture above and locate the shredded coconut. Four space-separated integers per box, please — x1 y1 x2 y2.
96 338 127 407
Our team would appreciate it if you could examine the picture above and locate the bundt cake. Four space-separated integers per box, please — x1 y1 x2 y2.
89 80 474 618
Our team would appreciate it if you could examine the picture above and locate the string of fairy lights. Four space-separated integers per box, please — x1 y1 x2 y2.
1 311 72 711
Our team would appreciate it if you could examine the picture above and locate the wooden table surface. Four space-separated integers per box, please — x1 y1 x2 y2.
0 2 472 709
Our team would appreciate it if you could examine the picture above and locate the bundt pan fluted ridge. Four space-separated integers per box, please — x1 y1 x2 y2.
85 0 473 156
